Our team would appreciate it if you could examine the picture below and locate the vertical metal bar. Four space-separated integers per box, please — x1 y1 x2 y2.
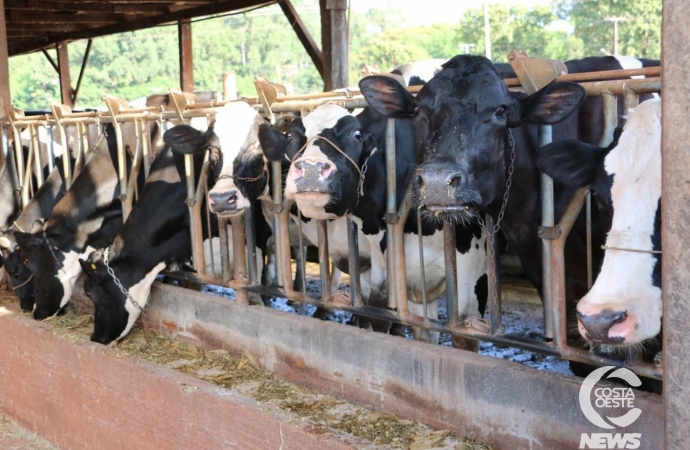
486 214 502 334
205 178 215 279
21 142 33 205
296 209 307 292
586 191 593 289
29 125 44 188
45 125 55 172
598 93 617 147
316 219 331 302
271 160 284 287
139 119 151 179
539 124 554 341
278 207 293 291
231 213 249 305
416 209 428 319
184 153 203 275
443 221 459 324
385 118 398 312
623 90 639 121
218 217 231 283
73 123 84 174
245 204 258 284
347 218 361 307
57 119 71 189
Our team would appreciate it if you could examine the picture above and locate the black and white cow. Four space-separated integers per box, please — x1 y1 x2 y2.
536 98 662 348
0 152 76 311
13 123 141 320
80 120 222 344
392 59 447 86
359 54 659 368
259 103 488 340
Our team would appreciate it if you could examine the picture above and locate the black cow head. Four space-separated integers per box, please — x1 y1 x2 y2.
0 236 35 312
360 54 586 222
14 221 79 320
166 102 266 217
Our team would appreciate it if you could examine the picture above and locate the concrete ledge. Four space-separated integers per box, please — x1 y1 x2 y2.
146 283 664 450
0 308 382 450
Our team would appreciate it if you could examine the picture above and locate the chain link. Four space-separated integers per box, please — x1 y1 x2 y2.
476 129 516 332
216 171 267 183
103 247 146 311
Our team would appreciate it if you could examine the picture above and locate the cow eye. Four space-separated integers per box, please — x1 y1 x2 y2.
353 130 362 141
495 105 507 118
286 132 293 141
413 105 420 115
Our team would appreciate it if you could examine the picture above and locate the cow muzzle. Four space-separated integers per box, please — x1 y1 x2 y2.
292 158 335 195
576 308 635 345
414 163 479 210
209 189 246 216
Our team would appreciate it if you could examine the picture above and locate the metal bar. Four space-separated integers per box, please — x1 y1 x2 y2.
443 220 458 324
46 125 55 172
598 93 618 147
10 125 26 207
73 122 84 174
539 124 554 341
346 218 361 307
486 214 502 334
124 127 144 216
204 178 215 278
29 124 44 188
277 206 293 291
218 217 231 283
21 141 33 205
296 209 306 293
316 220 331 302
384 118 398 313
245 204 258 284
623 90 639 119
270 160 288 290
231 213 249 305
586 191 593 289
416 209 428 319
72 38 92 106
550 187 590 350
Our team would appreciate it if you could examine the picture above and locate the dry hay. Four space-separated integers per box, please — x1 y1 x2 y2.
0 412 58 450
0 288 493 450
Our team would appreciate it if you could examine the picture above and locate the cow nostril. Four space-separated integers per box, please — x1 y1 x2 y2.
612 311 627 324
416 176 424 188
320 163 332 178
446 171 463 187
294 161 304 170
227 191 237 203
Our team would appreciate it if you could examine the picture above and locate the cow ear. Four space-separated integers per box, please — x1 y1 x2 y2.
258 123 288 162
79 253 109 281
536 140 609 189
164 124 207 155
14 231 45 252
359 76 416 118
512 81 586 126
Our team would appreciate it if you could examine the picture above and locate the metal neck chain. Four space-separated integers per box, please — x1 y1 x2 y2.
292 135 368 197
476 129 516 333
216 170 267 183
103 247 146 311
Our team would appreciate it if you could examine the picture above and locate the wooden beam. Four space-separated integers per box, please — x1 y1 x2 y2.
72 38 92 106
279 0 323 78
41 48 59 73
8 11 147 24
5 0 112 12
319 0 348 90
9 0 275 56
178 18 194 92
56 41 73 107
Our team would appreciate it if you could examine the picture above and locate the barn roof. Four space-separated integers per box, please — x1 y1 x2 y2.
5 0 275 57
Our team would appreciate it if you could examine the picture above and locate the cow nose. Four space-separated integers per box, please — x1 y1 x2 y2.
415 163 468 206
209 190 238 211
294 159 333 180
576 309 629 344
446 171 463 187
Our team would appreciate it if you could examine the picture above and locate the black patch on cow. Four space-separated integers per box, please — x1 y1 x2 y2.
651 199 661 289
408 76 426 86
455 221 483 254
474 273 488 317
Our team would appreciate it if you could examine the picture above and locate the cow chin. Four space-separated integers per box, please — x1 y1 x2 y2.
294 193 338 220
577 296 662 347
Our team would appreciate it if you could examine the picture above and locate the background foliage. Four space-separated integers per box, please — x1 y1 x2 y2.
8 0 661 109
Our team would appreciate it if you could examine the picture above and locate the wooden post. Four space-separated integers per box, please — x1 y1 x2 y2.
662 1 690 448
0 0 9 164
56 41 73 108
319 0 348 91
223 73 237 100
178 18 194 92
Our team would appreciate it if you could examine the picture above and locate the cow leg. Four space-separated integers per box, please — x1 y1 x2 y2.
408 300 440 344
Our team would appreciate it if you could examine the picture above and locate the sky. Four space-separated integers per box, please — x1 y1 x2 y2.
349 0 553 26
